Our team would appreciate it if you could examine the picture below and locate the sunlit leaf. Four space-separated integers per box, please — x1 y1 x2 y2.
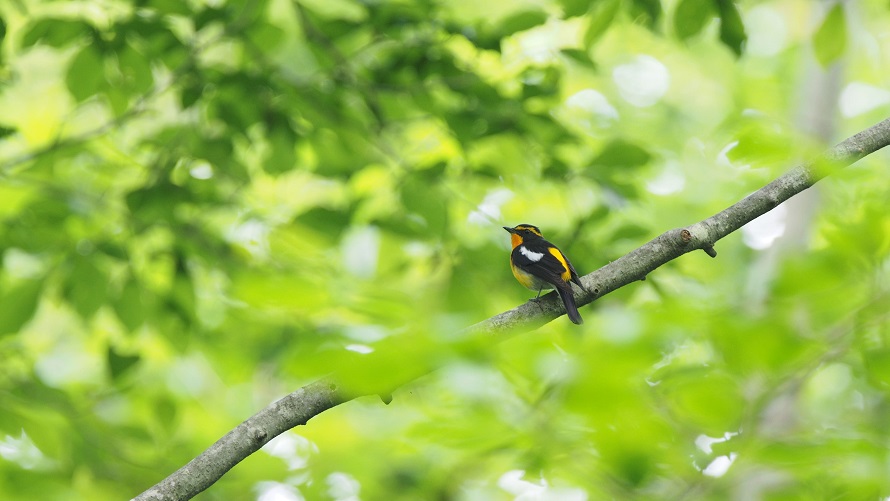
583 0 621 48
141 0 192 15
64 256 108 320
592 139 652 168
0 278 44 337
112 277 147 331
558 0 591 18
813 3 847 66
674 0 714 41
126 183 190 223
630 0 662 27
66 46 105 102
499 10 549 37
116 44 154 96
560 48 596 69
21 18 92 48
264 127 298 175
661 369 744 433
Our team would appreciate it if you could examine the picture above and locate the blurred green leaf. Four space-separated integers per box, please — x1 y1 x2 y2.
560 48 596 69
112 277 147 331
180 80 203 109
108 346 140 380
246 20 285 50
498 10 549 37
401 175 447 235
559 0 591 18
726 118 793 166
116 44 154 96
583 0 621 48
674 0 714 41
661 369 744 433
154 396 179 433
126 183 189 223
864 348 890 388
716 0 746 56
813 3 847 67
610 223 650 241
0 278 44 337
630 0 662 27
167 257 196 325
264 127 298 174
138 0 192 15
21 18 92 48
592 139 652 168
65 256 108 320
66 46 105 102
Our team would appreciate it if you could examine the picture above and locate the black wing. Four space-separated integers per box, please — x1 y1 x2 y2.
511 241 573 287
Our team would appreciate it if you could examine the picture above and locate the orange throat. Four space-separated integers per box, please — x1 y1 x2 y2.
510 233 522 249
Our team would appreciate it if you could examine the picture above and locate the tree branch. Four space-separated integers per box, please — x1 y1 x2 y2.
133 116 890 500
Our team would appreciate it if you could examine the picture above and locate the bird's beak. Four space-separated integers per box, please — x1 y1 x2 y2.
503 226 516 234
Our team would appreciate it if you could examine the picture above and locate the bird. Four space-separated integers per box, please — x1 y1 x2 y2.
503 224 584 324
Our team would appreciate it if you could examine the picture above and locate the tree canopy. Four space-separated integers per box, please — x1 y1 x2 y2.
1 0 890 499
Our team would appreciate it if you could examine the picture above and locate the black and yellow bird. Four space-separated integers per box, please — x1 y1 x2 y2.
504 224 584 325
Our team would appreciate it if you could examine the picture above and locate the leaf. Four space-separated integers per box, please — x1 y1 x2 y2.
66 46 105 102
112 277 146 331
154 397 178 433
812 3 846 67
592 139 652 168
716 0 747 56
144 0 192 16
105 86 130 116
246 22 285 51
65 256 108 320
116 44 154 96
126 183 189 223
630 0 662 27
583 0 621 49
197 137 249 181
661 369 744 434
0 278 44 337
264 127 298 175
500 10 549 36
107 346 140 380
560 48 596 69
559 0 592 18
673 0 714 41
194 7 230 31
864 348 890 387
168 257 196 325
401 175 447 235
21 18 92 48
726 119 792 166
611 223 650 241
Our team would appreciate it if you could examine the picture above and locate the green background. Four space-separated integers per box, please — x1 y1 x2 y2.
1 0 890 499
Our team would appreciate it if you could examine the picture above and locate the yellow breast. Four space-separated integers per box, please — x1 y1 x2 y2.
510 261 552 292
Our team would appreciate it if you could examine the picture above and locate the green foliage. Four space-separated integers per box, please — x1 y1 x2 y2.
672 0 746 55
813 3 847 67
674 0 715 41
0 0 888 499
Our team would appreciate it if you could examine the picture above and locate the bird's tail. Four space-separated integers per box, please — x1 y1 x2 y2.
555 283 583 325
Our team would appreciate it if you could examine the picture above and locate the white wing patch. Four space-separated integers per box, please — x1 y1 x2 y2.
519 245 544 262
